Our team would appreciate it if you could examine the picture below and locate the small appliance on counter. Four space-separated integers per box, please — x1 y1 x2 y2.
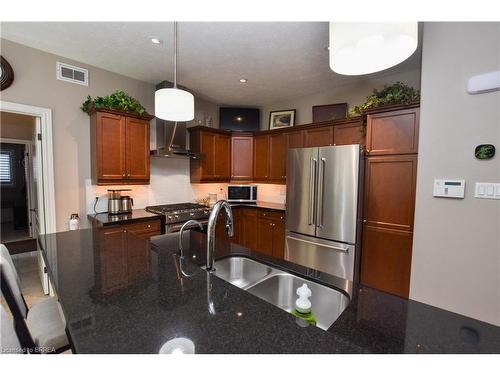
107 189 133 215
227 185 257 203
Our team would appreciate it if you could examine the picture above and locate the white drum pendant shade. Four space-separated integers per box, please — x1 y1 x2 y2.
155 88 194 121
329 22 418 75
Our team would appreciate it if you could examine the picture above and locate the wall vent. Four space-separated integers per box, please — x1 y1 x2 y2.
56 62 88 86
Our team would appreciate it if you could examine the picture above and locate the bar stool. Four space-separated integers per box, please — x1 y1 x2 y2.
1 304 23 354
0 244 70 354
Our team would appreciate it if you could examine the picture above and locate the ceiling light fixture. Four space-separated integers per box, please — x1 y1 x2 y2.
155 22 194 121
151 37 162 45
239 78 248 83
329 22 418 76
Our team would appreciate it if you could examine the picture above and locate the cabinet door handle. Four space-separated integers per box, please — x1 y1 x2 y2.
147 225 151 228
122 173 126 177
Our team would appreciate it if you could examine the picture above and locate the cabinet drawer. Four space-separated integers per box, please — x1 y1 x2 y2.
258 209 285 221
123 219 162 238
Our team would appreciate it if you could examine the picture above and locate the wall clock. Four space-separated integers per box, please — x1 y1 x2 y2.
1 56 15 91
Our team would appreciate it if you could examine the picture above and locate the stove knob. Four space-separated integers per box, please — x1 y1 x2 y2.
175 215 180 220
167 215 173 220
190 212 195 216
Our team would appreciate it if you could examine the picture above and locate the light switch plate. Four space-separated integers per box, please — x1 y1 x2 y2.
475 182 500 200
433 179 466 198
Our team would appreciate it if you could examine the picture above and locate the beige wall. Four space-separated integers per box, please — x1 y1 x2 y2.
0 111 36 141
260 67 422 128
0 38 156 232
410 23 500 326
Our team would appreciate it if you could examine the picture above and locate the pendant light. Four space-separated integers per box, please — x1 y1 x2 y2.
329 22 418 76
155 22 194 121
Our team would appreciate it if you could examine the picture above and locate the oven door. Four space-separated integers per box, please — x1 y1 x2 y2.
227 185 254 202
166 219 208 234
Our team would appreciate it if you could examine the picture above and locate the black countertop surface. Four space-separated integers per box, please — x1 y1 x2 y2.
39 229 500 354
87 209 164 226
229 201 286 211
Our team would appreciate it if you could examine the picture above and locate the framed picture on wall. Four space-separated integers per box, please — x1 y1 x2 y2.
269 109 296 130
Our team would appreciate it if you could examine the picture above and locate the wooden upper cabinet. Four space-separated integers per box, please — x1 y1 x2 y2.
90 110 151 185
200 131 216 179
231 135 253 180
304 125 334 147
125 117 150 181
96 112 126 181
269 133 286 182
366 107 420 155
363 155 417 232
285 129 304 149
189 128 231 182
333 122 363 146
214 133 231 179
253 134 270 180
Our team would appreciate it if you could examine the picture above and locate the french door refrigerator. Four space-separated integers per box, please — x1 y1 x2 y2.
285 144 362 282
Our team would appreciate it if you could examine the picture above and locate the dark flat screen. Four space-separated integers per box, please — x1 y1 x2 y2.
219 107 260 131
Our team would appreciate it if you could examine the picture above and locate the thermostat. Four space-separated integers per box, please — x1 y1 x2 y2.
433 179 465 198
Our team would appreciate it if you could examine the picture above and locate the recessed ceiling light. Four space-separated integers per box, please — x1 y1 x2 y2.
236 116 243 121
151 37 162 45
239 78 248 83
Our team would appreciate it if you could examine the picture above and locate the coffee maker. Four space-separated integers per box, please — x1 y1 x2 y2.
107 189 133 214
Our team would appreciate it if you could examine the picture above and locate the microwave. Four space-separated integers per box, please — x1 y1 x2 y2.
227 185 257 203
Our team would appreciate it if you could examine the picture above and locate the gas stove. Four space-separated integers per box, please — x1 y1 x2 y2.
145 203 212 233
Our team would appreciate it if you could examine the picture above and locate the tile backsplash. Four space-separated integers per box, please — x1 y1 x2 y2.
85 157 286 216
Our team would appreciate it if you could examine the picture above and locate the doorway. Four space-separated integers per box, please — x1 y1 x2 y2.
0 112 37 253
0 101 56 295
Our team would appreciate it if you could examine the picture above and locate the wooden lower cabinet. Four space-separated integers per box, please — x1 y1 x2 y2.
241 208 259 250
231 208 285 259
94 218 161 294
360 225 413 298
256 210 285 259
257 218 275 256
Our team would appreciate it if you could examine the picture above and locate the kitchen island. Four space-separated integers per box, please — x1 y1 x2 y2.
39 229 500 353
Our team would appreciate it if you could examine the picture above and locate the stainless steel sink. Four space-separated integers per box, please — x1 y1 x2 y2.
212 257 274 289
246 273 349 330
212 256 349 330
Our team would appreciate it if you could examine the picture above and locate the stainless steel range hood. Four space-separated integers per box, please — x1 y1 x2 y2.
150 119 201 159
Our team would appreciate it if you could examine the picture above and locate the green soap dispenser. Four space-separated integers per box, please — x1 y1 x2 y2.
291 283 317 327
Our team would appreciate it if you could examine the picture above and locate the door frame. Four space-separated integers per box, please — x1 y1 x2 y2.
0 138 35 237
0 101 56 235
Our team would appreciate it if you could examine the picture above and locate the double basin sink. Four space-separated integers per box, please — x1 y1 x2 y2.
212 256 349 330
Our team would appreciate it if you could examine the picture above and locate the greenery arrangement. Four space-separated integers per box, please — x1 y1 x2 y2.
81 90 148 116
348 82 420 118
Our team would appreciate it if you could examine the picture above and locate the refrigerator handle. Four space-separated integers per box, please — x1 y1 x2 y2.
317 157 326 228
308 158 317 226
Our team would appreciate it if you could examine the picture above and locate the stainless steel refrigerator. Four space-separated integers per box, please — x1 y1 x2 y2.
285 144 362 282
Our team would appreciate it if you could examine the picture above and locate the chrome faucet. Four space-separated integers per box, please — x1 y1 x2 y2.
206 200 233 271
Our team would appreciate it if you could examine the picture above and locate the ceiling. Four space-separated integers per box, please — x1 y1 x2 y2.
0 22 421 106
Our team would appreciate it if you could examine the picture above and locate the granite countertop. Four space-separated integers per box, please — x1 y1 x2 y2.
87 209 164 226
39 229 500 354
229 201 286 211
